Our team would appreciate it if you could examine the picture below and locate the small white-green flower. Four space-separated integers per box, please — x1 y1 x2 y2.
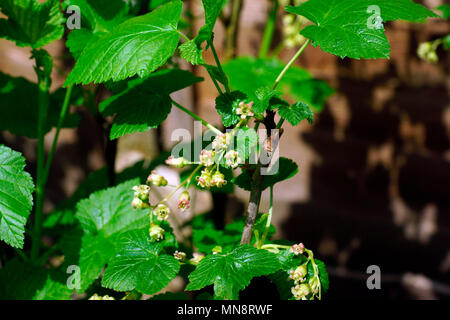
166 156 189 168
149 224 165 242
154 203 170 221
199 149 216 167
132 185 150 202
224 150 241 169
147 170 168 186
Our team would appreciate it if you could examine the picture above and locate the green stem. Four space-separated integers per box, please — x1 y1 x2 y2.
205 67 224 95
31 75 51 261
259 0 279 58
259 186 273 247
160 165 202 203
178 30 190 42
208 39 231 93
272 39 311 90
42 85 73 184
171 99 222 134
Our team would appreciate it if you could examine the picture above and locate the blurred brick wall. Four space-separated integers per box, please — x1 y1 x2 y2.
1 0 449 299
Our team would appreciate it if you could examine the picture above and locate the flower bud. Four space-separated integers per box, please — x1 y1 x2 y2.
132 185 150 202
154 203 170 221
212 133 231 151
236 101 254 119
199 149 216 167
174 250 186 261
177 190 190 211
190 252 205 265
89 293 115 300
131 197 150 210
291 283 311 300
289 265 308 283
212 246 222 255
149 223 165 242
196 168 212 189
147 170 168 187
224 150 241 169
166 156 189 168
417 42 438 63
211 171 227 188
290 243 305 255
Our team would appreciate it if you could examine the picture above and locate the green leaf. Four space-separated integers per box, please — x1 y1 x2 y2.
63 0 131 58
253 213 276 241
307 259 329 293
437 5 450 19
204 64 230 89
186 245 281 299
223 57 333 111
286 0 437 59
278 101 314 126
195 0 227 44
0 72 81 138
253 87 281 115
0 0 64 48
65 0 183 85
100 68 203 139
63 0 130 32
179 40 206 65
62 179 150 291
0 259 72 300
234 157 299 191
102 229 180 295
0 145 34 248
215 91 247 127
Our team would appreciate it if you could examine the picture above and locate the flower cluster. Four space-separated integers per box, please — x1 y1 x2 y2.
236 101 254 119
89 294 115 300
131 185 150 209
279 0 308 48
196 167 226 189
417 41 438 63
287 244 322 300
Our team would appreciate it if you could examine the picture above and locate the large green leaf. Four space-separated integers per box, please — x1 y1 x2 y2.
0 145 34 248
195 0 227 44
100 68 203 139
0 0 64 48
185 245 281 299
437 5 450 19
63 0 131 59
65 0 183 85
62 179 149 292
223 57 333 111
234 157 299 191
286 0 437 59
278 101 314 126
0 259 72 300
0 72 81 138
102 229 180 295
